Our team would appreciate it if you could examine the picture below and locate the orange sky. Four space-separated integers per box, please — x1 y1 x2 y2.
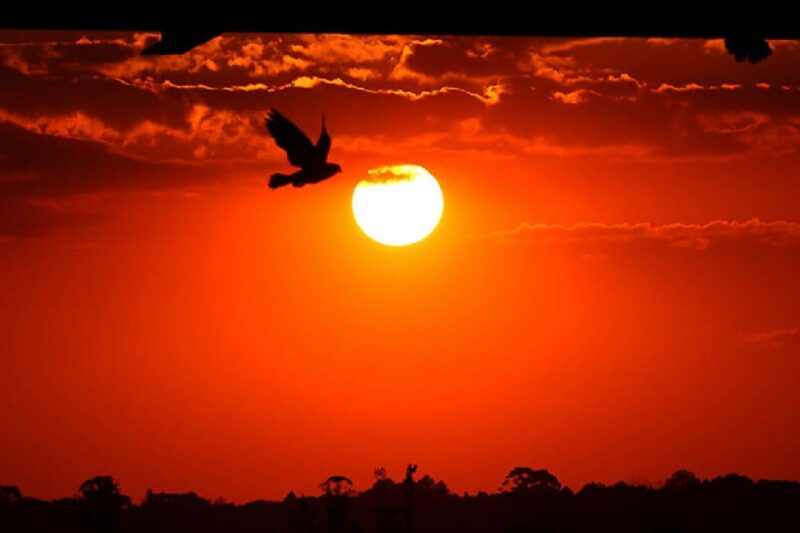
1 31 799 503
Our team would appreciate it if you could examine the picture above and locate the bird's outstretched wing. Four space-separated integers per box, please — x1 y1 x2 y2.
315 115 331 161
265 108 315 168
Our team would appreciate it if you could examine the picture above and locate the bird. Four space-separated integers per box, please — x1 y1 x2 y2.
264 108 342 189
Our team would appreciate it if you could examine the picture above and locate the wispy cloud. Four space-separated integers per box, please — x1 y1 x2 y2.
493 219 800 250
121 75 507 105
744 326 800 348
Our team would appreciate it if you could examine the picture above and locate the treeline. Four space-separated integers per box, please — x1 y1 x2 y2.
2 466 799 532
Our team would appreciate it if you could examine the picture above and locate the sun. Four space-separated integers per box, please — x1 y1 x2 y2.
352 165 444 246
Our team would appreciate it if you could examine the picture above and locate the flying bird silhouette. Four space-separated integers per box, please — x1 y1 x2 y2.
265 108 341 189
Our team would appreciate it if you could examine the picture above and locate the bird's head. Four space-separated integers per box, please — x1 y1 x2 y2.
332 163 343 174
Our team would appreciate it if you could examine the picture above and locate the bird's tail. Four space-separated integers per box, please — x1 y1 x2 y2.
269 173 293 189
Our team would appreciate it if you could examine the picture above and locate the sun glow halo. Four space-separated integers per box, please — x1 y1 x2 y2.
352 165 444 246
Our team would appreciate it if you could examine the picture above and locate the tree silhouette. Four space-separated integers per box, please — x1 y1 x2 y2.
78 475 130 509
319 476 354 533
666 469 701 489
415 475 448 495
319 475 355 497
0 485 21 507
142 489 210 509
77 475 130 532
500 467 561 493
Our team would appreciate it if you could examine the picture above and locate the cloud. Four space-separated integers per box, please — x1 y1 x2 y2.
539 38 626 55
523 51 593 85
493 219 800 250
697 112 771 134
389 39 460 84
703 39 728 55
551 89 600 105
0 33 411 89
0 196 103 239
521 38 682 88
112 74 506 106
744 326 800 348
0 121 223 197
5 32 799 165
331 116 652 160
386 37 524 88
6 31 800 238
0 109 121 144
646 38 680 46
0 105 277 163
734 121 800 157
288 34 409 64
652 82 742 93
346 67 380 81
285 76 506 105
0 32 155 76
0 75 291 238
0 123 163 237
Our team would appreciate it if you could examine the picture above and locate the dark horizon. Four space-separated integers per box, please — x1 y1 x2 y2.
3 467 799 532
4 466 800 504
6 467 800 505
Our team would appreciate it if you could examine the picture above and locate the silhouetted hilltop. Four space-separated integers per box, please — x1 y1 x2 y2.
2 468 799 532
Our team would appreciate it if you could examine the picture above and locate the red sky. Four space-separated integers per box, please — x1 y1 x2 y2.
1 31 799 503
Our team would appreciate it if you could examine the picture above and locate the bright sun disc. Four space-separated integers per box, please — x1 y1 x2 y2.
352 165 444 246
